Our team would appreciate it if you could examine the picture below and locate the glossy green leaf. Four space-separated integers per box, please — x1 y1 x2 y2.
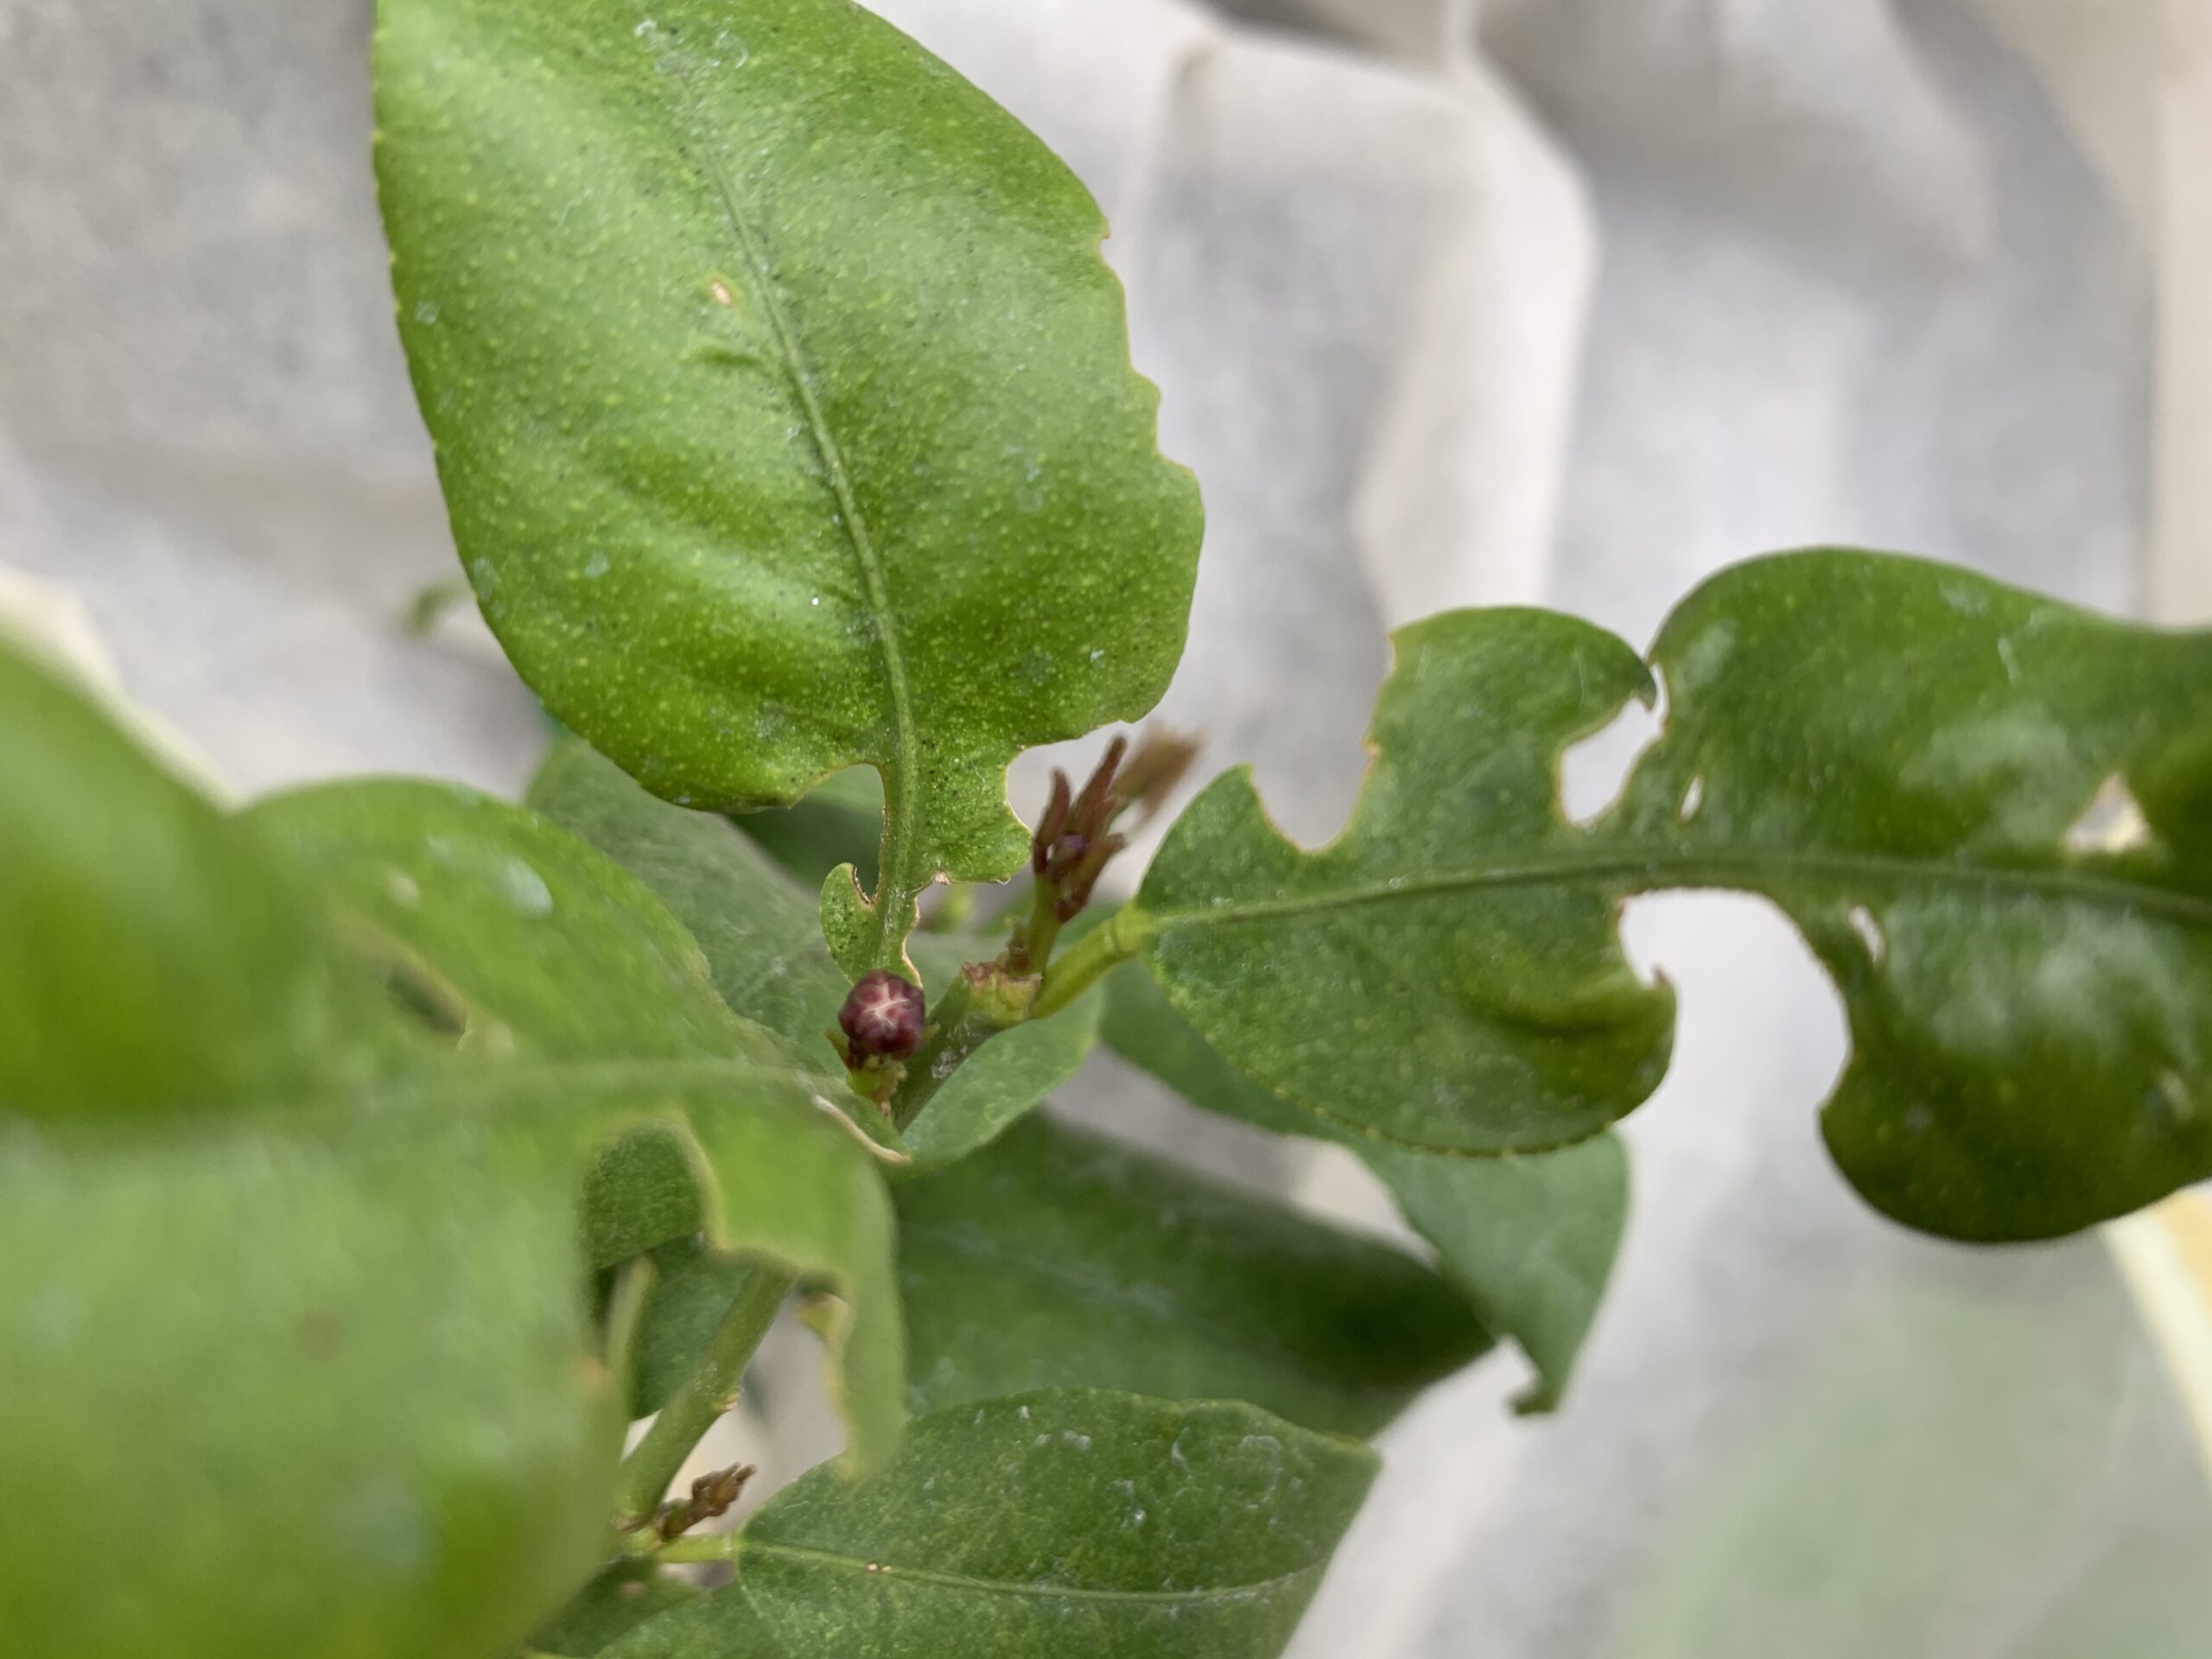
0 1120 617 1659
251 780 906 1467
374 0 1202 978
635 1390 1376 1658
895 1115 1489 1435
531 739 1099 1170
1138 550 2212 1240
0 635 385 1121
1102 958 1625 1411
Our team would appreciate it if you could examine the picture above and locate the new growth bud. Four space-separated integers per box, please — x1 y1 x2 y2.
1013 728 1203 975
1032 737 1130 923
838 969 926 1063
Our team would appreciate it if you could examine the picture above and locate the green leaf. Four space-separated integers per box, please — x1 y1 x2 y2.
1362 1137 1627 1414
1618 552 2212 1238
515 1071 908 1473
250 780 907 1468
374 0 1202 978
1098 956 1319 1141
891 961 1098 1171
1101 958 1625 1411
529 1562 701 1656
249 770 906 1169
643 1390 1376 1658
896 1115 1490 1436
0 1120 619 1659
0 634 387 1121
251 777 772 1065
1137 607 1672 1157
1137 550 2212 1241
531 739 1099 1171
523 743 851 1058
590 1590 788 1659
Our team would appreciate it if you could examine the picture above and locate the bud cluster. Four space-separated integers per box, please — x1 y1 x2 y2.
1031 737 1130 925
1029 729 1198 922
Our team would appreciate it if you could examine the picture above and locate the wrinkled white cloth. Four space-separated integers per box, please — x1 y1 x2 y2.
3 0 2209 1652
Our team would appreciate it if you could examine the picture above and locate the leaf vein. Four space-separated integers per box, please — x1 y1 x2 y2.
650 40 921 962
1150 849 2212 931
741 1540 1320 1607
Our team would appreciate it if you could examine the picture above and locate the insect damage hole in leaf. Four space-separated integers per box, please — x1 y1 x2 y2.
1135 551 2212 1241
1557 669 1667 829
2061 772 2155 857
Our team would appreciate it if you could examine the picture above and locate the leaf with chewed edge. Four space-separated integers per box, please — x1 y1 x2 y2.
252 781 905 1470
1135 551 2212 1242
375 0 1201 979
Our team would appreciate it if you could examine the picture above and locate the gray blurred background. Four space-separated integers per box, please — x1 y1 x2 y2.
5 0 2211 1652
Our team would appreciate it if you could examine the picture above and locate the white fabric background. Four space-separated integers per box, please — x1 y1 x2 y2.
3 0 2210 1651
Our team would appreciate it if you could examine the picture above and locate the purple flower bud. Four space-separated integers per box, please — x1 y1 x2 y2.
838 970 925 1063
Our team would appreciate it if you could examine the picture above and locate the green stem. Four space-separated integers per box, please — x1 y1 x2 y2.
1033 906 1154 1020
1019 879 1067 972
613 1263 796 1529
886 899 1153 1134
887 976 977 1133
656 1531 747 1565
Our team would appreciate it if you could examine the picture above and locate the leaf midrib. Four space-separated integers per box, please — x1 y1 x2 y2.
656 40 923 965
1146 845 2212 931
741 1538 1319 1608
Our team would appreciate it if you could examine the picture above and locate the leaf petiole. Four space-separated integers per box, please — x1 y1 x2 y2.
1033 907 1155 1021
654 1530 745 1565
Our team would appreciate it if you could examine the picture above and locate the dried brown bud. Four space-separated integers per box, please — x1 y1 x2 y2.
1015 732 1207 961
653 1461 756 1541
1071 734 1129 830
837 969 926 1062
1113 729 1201 823
1032 769 1073 875
1055 831 1128 920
